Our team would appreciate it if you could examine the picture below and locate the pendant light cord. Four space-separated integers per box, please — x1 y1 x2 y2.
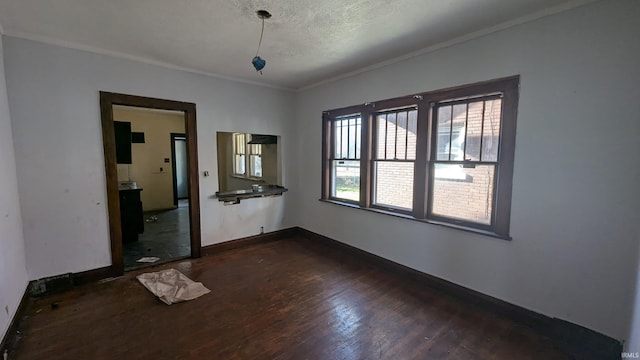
255 18 265 57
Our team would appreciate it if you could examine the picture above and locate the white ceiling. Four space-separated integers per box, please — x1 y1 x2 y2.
0 0 592 90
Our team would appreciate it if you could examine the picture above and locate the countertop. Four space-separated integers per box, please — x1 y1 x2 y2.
215 185 287 203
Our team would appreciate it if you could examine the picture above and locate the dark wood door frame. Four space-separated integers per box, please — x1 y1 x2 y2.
170 133 187 206
100 92 201 277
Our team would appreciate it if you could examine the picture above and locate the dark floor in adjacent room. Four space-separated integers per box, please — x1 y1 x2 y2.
123 199 190 271
11 236 591 359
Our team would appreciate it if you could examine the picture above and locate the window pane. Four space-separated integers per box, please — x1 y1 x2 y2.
465 101 483 161
334 117 360 160
482 99 502 162
249 143 261 155
376 110 416 161
348 117 361 158
250 155 262 177
334 120 342 158
436 106 452 160
450 104 467 160
373 161 414 210
341 120 348 159
376 114 386 158
235 133 246 155
234 154 245 175
385 112 397 159
407 110 417 160
396 111 407 160
331 160 360 201
431 164 495 225
355 119 361 158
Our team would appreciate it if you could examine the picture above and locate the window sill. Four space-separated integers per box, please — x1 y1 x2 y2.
318 199 511 241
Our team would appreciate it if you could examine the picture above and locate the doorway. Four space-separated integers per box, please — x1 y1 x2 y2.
100 92 201 277
171 133 188 206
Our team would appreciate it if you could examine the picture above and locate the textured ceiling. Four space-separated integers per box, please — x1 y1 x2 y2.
0 0 591 90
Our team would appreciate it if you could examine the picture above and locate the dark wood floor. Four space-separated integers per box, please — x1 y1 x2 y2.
13 236 577 359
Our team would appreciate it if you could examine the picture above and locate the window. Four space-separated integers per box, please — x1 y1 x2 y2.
233 133 262 179
321 76 519 239
372 107 417 212
431 95 502 225
324 111 362 203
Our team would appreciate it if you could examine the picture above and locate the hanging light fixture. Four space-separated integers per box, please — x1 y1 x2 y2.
252 10 271 74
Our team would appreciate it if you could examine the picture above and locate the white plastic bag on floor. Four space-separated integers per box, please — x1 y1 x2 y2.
136 268 210 305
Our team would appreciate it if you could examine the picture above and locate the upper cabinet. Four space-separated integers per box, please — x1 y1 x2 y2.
114 121 132 164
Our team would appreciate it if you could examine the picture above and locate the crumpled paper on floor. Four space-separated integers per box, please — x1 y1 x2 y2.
136 268 210 305
136 256 160 263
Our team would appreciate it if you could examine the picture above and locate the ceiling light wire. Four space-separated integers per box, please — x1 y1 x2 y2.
251 10 271 74
255 17 265 58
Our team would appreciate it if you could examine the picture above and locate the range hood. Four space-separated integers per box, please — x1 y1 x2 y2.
248 134 278 144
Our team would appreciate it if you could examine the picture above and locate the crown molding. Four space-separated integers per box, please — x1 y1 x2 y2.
1 31 295 92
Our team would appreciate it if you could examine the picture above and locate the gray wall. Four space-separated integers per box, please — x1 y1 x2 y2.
4 36 297 280
0 36 28 342
629 237 640 353
293 0 640 341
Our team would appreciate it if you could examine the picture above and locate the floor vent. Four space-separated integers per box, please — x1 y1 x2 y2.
30 273 73 296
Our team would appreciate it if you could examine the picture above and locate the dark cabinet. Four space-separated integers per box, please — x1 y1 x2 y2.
114 121 132 164
119 188 143 242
